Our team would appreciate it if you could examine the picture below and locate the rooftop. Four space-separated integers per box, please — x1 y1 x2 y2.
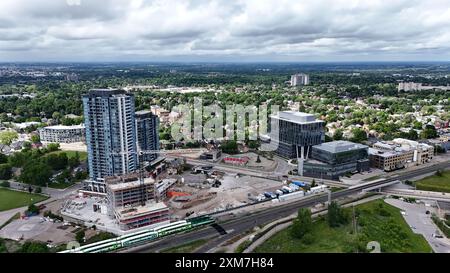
271 111 323 124
135 110 152 116
368 148 404 158
84 89 128 97
115 202 168 220
107 177 155 192
313 140 368 154
43 124 85 130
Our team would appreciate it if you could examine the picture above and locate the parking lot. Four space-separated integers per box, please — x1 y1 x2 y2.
0 216 77 245
385 198 450 253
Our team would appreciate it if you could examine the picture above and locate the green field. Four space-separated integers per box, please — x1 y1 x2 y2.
415 170 450 193
46 150 88 162
48 182 75 189
162 239 208 253
254 200 432 253
0 188 48 212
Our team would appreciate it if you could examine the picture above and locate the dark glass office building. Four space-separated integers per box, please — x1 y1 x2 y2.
304 141 370 180
269 111 325 159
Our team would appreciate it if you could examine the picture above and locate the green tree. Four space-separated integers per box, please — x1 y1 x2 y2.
19 161 52 186
0 164 12 180
76 230 85 244
30 134 40 143
420 125 438 139
0 131 18 145
333 129 344 140
22 141 32 150
328 201 349 228
17 241 49 253
220 140 239 154
27 204 40 214
0 153 8 164
46 143 60 152
350 128 368 143
46 153 68 171
290 208 313 239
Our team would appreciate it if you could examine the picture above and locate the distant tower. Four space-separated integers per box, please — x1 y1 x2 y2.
83 89 138 192
291 73 310 86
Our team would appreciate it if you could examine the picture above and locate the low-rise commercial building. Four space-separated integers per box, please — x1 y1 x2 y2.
369 138 434 171
39 125 86 143
199 149 222 161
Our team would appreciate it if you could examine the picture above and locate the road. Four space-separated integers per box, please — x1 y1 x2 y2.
125 160 450 253
177 157 344 187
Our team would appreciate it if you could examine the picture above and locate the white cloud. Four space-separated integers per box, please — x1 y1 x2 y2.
0 0 450 61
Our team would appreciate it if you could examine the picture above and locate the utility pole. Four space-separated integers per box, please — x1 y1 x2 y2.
353 204 358 253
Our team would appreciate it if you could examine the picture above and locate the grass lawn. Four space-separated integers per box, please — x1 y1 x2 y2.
0 188 48 212
46 150 88 162
415 170 450 193
254 199 432 253
162 239 208 253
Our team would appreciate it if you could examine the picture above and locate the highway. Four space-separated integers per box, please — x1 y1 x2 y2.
125 160 450 253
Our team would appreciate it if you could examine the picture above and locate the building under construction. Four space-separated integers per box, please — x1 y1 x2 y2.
105 173 170 230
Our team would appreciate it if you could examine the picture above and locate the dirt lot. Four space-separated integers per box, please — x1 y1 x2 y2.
169 172 283 218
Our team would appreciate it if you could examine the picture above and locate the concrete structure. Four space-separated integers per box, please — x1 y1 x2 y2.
105 173 170 231
106 173 156 209
83 89 138 192
39 125 85 143
303 141 370 180
398 82 450 92
135 110 160 163
199 149 222 161
369 138 434 171
114 202 170 231
290 73 310 86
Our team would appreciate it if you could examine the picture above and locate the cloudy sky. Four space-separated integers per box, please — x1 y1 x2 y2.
1 0 450 62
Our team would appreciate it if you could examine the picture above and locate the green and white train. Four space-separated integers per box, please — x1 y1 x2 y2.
60 216 215 253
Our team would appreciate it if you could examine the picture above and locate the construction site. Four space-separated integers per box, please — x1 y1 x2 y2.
56 155 293 234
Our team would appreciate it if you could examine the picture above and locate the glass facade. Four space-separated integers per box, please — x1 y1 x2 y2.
269 111 325 159
135 110 160 163
304 141 370 180
83 89 138 183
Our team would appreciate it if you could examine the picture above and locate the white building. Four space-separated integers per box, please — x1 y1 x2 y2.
39 124 85 143
291 73 310 86
398 82 450 92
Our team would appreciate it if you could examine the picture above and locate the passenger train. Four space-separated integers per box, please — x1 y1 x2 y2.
60 216 215 253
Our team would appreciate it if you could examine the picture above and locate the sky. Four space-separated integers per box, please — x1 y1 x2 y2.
1 0 450 62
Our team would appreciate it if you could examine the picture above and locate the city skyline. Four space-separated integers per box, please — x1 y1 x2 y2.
1 0 450 62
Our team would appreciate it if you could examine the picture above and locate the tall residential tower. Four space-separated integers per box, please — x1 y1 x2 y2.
290 73 310 86
83 89 138 192
135 110 160 163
